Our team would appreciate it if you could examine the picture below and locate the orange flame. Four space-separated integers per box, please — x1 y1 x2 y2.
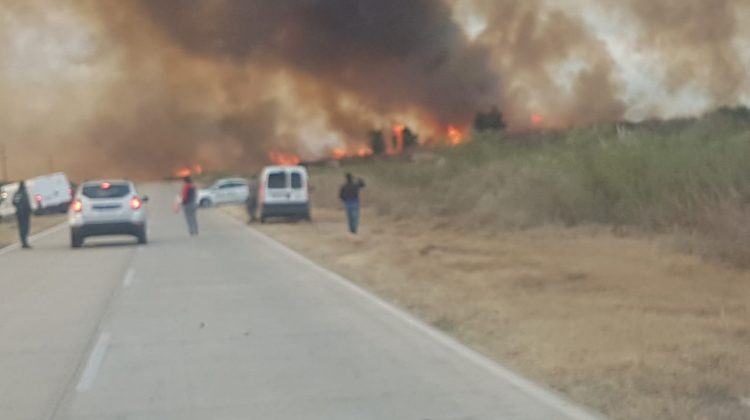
447 125 465 145
391 123 405 155
174 167 191 178
331 146 373 160
174 163 203 178
332 148 348 160
356 146 373 157
268 151 301 166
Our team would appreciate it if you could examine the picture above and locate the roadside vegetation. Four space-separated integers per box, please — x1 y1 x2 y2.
314 106 750 267
220 106 750 420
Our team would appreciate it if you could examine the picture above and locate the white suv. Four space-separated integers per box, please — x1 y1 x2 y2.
197 178 250 208
68 180 148 248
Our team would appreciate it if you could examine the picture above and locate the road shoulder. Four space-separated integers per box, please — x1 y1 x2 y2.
220 204 750 420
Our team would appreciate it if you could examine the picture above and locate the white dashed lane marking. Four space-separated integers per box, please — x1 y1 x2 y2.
75 332 111 392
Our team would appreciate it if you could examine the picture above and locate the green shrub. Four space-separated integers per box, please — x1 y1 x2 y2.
312 108 750 262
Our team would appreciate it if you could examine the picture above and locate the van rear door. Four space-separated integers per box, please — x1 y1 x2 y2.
264 169 289 205
288 168 308 204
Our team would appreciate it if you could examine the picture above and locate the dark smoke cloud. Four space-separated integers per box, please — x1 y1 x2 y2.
133 0 501 126
37 0 501 178
2 0 750 179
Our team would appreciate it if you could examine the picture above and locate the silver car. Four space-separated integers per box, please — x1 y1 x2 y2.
197 178 250 208
68 180 148 248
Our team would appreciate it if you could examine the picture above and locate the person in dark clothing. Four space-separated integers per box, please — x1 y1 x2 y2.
245 178 259 224
181 176 199 236
339 173 366 234
12 181 32 249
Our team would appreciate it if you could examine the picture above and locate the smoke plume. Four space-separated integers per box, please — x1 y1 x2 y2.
1 0 749 179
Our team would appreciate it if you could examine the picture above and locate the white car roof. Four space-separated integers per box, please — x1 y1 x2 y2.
81 179 133 186
216 178 247 183
262 165 307 173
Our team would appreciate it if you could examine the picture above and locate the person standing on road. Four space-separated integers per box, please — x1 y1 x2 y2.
181 176 199 236
12 181 32 249
339 173 366 234
245 177 259 224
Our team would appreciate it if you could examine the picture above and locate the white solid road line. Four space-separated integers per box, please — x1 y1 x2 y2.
122 268 135 288
244 224 605 420
75 332 112 392
0 222 67 256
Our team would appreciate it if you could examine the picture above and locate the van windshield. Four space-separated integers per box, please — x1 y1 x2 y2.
82 184 131 199
268 172 287 189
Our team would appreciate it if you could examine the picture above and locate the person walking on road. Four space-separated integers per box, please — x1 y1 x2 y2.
339 173 366 234
12 181 32 249
181 176 199 236
245 177 259 224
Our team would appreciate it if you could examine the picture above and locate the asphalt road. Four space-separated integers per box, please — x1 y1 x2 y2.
0 183 601 420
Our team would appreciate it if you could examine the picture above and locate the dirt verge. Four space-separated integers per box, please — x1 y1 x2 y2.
222 204 750 420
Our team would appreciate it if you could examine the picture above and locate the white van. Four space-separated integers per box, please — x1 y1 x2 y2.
0 183 20 221
27 172 73 214
258 165 311 222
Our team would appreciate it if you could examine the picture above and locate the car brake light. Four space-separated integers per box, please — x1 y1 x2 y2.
71 199 83 212
130 196 142 210
101 182 111 190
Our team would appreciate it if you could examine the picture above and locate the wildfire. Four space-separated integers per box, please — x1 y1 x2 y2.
447 125 465 145
174 163 204 178
391 123 405 155
331 146 373 160
356 146 373 157
175 167 191 178
332 148 347 160
268 151 301 166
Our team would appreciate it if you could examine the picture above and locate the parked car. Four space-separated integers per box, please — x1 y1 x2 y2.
68 180 148 248
27 172 73 214
197 178 250 208
258 165 311 222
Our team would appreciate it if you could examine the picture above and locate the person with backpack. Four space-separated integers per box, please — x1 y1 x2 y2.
12 181 32 249
181 176 199 236
339 173 366 234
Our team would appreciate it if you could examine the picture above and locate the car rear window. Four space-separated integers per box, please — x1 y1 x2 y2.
291 173 303 189
82 184 131 199
267 172 287 189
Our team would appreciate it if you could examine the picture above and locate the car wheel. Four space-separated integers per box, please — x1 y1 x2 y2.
199 198 212 208
136 227 148 245
71 232 83 248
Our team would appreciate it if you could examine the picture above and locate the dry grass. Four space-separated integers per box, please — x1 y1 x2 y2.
306 108 750 266
213 107 750 419
222 203 750 420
